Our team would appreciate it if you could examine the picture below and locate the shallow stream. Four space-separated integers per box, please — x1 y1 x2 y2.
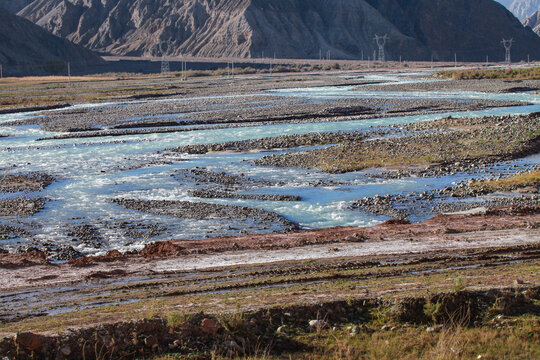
0 73 538 256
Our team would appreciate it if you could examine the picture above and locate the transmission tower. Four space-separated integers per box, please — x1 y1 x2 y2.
374 34 389 62
501 38 513 64
159 40 172 74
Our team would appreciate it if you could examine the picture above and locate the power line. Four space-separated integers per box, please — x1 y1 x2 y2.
374 34 389 62
180 59 187 81
159 40 172 74
501 38 513 65
227 61 235 78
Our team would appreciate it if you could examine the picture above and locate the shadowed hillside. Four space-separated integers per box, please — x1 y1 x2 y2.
8 0 540 61
0 8 103 67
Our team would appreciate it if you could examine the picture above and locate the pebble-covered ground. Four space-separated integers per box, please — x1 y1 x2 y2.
0 70 538 260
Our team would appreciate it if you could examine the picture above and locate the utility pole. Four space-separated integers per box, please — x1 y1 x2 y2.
67 62 71 84
0 64 3 79
486 55 489 66
160 55 170 74
361 50 364 61
181 60 187 81
270 52 275 73
501 38 513 66
454 53 457 69
374 34 389 62
527 54 530 64
160 40 171 75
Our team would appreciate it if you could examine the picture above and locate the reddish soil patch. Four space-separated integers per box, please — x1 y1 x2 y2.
139 205 539 258
1 206 538 269
0 248 49 268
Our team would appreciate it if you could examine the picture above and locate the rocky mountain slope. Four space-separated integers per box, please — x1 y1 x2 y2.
496 0 540 19
510 0 540 19
11 0 540 61
523 10 540 34
367 0 540 61
0 8 103 67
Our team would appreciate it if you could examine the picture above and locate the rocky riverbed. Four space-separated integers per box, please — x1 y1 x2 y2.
352 192 539 221
0 198 45 217
358 78 540 93
0 69 539 359
255 113 540 174
0 173 54 193
112 198 298 231
0 69 539 259
2 75 525 136
188 190 301 201
168 130 371 154
0 225 29 241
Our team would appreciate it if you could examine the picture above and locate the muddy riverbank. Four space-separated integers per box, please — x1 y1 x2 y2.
1 204 537 271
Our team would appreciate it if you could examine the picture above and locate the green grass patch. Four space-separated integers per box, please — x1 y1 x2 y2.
154 315 540 360
469 171 540 192
257 114 539 173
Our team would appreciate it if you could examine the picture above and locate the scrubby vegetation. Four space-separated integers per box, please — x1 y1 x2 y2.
468 171 540 193
256 113 540 173
438 67 540 80
0 63 350 110
187 316 540 360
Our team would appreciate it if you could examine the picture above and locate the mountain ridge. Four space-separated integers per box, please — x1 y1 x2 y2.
496 0 540 19
6 0 540 61
523 10 540 35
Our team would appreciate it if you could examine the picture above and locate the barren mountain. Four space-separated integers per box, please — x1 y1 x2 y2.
14 0 540 61
0 8 103 67
510 0 540 19
367 0 540 62
523 10 540 35
496 0 540 19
